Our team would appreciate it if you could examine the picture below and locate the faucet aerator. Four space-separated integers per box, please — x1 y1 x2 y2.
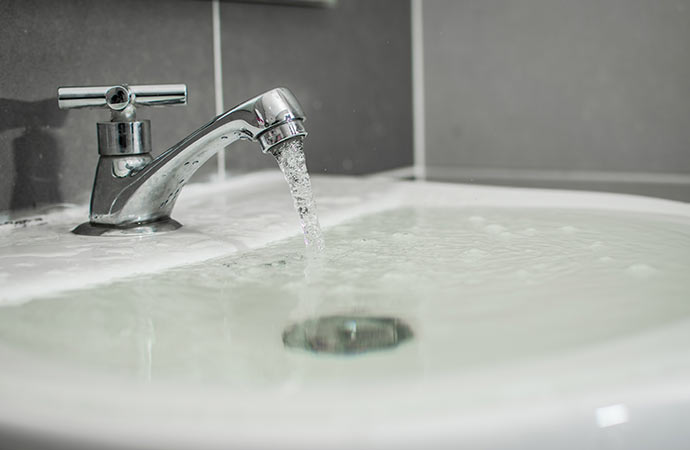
258 120 307 154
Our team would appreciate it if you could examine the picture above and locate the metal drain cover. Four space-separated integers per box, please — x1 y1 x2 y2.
282 315 413 355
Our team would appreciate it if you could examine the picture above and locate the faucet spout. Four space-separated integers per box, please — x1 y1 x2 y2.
78 87 306 234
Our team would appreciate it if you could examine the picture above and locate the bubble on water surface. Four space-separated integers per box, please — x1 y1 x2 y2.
522 227 538 236
626 263 657 278
514 269 531 279
484 224 506 234
589 241 604 250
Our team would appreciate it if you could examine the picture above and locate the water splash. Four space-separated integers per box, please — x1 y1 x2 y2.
272 138 325 253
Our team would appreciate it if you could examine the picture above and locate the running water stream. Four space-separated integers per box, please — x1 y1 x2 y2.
272 137 325 253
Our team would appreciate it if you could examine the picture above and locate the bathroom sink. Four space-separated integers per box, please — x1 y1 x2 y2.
1 172 689 450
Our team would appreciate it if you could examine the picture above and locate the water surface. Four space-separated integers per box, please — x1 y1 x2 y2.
0 207 688 387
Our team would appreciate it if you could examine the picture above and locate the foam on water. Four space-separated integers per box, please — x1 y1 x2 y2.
0 207 688 387
272 138 325 253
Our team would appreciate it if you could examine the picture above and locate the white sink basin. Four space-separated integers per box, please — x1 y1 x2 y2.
1 172 689 450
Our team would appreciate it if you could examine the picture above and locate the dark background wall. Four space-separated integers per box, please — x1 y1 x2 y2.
6 0 687 213
220 1 413 175
0 0 412 214
423 0 690 200
0 0 215 212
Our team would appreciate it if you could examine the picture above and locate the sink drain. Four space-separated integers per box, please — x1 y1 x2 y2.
282 315 413 355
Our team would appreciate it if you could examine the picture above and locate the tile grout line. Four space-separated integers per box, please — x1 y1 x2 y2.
212 0 225 181
411 0 426 181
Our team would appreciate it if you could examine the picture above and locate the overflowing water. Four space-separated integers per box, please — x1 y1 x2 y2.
0 207 688 387
272 138 325 253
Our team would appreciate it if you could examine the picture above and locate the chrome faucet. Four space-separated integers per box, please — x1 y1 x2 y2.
57 84 307 236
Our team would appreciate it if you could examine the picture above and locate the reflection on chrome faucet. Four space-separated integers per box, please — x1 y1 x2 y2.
57 84 307 236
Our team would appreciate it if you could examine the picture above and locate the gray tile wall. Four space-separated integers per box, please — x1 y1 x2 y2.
220 0 413 176
0 0 215 213
422 0 690 200
0 0 413 215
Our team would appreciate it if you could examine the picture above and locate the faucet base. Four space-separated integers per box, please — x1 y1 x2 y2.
72 217 182 237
